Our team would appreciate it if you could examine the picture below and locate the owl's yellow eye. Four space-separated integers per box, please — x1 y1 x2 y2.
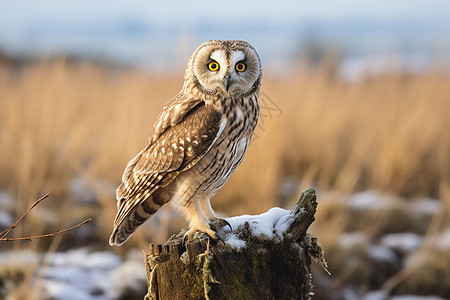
235 62 246 72
208 61 220 71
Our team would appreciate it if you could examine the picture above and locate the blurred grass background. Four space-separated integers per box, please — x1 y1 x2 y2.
1 55 449 238
0 52 449 298
2 2 450 299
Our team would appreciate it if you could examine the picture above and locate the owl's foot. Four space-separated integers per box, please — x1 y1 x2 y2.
187 221 218 239
209 218 232 232
182 231 225 250
181 221 227 250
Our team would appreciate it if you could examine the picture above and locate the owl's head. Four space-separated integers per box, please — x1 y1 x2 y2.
186 40 262 97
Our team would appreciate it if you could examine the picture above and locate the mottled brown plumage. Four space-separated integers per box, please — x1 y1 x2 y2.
110 40 261 246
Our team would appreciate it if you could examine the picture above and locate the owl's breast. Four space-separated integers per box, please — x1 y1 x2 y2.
174 94 259 201
202 98 257 184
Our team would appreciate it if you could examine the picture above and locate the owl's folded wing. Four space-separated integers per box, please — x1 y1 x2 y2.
113 98 226 229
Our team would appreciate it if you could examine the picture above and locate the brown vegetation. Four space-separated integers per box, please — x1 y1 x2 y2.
0 58 449 297
0 59 449 242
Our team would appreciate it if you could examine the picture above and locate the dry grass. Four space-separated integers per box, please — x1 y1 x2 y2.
1 57 450 299
0 59 449 247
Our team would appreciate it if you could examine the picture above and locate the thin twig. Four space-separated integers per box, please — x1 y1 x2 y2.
0 193 93 246
0 192 51 240
1 218 92 242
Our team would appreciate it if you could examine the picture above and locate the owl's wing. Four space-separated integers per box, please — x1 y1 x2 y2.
110 96 226 245
119 94 203 183
118 96 225 199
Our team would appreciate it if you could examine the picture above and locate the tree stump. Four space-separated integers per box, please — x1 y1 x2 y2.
144 188 327 300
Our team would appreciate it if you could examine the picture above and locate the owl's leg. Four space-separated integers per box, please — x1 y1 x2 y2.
184 197 218 240
201 196 232 231
201 195 218 220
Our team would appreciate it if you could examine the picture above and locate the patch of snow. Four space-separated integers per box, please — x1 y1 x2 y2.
224 234 247 250
107 258 147 299
231 207 290 238
70 175 97 203
42 266 92 288
410 198 441 218
274 212 296 238
45 248 120 270
0 249 40 265
41 279 98 300
46 247 90 267
339 233 397 264
391 296 447 300
0 210 12 228
338 232 369 249
341 287 360 300
0 191 14 211
380 233 423 254
367 245 397 264
362 290 388 300
81 251 122 270
38 248 143 300
223 207 291 249
348 190 396 211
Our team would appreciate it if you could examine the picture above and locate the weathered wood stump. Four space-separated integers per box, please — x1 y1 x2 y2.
144 188 327 300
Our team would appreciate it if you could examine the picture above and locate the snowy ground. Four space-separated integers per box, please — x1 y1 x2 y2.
0 247 147 300
309 190 450 300
0 188 449 299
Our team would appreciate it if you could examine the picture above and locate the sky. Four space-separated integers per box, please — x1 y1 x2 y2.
0 0 449 75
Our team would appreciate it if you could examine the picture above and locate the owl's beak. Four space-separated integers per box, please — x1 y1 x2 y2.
225 76 233 92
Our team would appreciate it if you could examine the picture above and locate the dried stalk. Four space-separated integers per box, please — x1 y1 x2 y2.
0 193 93 246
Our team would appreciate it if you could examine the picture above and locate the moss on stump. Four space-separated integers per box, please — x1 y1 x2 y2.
144 189 327 300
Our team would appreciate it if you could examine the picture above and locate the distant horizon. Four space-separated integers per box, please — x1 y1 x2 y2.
1 0 449 79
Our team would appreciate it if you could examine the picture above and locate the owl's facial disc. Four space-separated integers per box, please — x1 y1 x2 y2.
193 44 261 97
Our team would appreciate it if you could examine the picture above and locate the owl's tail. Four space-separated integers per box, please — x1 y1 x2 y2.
109 197 159 246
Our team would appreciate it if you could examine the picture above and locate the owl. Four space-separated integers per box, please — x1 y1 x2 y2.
109 40 262 246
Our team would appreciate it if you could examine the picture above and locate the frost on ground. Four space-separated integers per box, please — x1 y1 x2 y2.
390 296 447 300
0 190 14 229
0 188 446 299
312 189 449 300
0 248 147 300
380 233 423 254
40 248 147 300
0 210 12 229
363 291 447 300
223 207 295 250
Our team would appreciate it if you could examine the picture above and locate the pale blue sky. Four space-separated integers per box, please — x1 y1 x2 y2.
2 0 449 24
1 0 449 74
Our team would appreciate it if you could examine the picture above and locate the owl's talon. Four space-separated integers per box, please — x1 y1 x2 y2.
209 218 232 233
182 234 188 251
214 232 225 244
223 219 232 231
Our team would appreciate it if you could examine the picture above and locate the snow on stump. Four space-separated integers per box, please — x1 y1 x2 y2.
144 188 328 300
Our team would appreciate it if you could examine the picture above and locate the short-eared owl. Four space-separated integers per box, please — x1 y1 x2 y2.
109 40 261 246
